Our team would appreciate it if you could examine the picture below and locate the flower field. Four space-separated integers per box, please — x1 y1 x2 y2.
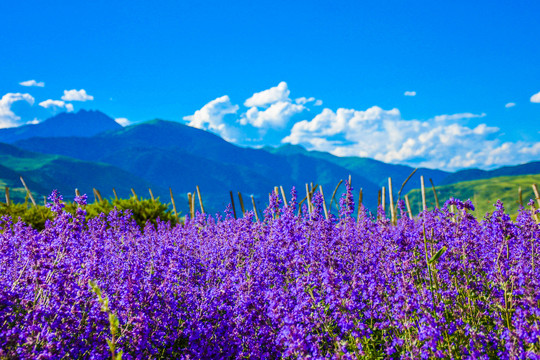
1 186 539 359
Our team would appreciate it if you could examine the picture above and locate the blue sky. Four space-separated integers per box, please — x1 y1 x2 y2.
1 0 539 171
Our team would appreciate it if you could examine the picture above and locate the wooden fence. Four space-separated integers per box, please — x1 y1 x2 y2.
6 172 540 224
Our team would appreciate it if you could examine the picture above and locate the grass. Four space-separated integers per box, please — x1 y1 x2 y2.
405 173 540 217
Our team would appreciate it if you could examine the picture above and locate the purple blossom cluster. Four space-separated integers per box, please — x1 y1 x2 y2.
1 188 539 359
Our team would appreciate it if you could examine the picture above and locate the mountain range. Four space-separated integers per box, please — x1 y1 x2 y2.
1 110 539 215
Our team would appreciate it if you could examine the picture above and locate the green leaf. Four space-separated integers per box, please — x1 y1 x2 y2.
428 246 447 265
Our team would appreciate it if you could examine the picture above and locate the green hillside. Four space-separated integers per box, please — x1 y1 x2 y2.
405 174 540 217
264 144 449 192
0 143 158 204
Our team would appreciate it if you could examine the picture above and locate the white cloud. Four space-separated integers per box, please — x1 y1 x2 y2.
282 106 538 171
404 91 416 96
26 118 40 125
39 99 74 112
238 82 308 128
531 91 540 103
505 102 516 108
240 101 305 128
518 142 540 155
244 81 290 107
115 117 130 126
295 97 315 105
61 89 94 101
182 81 540 171
19 80 45 87
433 112 486 122
39 99 63 108
183 95 239 141
0 93 35 128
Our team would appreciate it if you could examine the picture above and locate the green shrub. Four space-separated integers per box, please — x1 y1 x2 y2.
0 202 55 230
0 196 180 231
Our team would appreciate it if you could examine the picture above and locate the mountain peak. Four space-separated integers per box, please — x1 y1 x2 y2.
264 143 308 155
0 109 122 144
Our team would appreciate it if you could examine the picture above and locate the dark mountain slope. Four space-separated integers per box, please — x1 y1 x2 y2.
0 142 156 203
0 109 121 144
15 120 381 212
265 144 450 193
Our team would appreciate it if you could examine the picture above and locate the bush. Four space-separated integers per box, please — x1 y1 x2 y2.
0 194 180 231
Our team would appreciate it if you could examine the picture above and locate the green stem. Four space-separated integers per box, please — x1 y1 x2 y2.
423 223 435 304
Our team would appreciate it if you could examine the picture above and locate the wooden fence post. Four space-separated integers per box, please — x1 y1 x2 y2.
397 168 418 200
187 192 193 218
429 178 440 209
405 195 413 219
357 188 363 222
280 186 288 207
20 177 36 207
532 184 540 223
319 185 328 220
95 189 104 202
388 178 396 225
251 195 259 222
533 184 540 208
229 191 237 219
305 183 313 214
238 192 246 216
196 185 205 214
329 180 343 212
381 186 386 213
131 188 139 201
169 187 178 220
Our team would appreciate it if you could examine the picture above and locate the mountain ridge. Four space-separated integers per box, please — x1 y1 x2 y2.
1 110 539 214
13 118 382 212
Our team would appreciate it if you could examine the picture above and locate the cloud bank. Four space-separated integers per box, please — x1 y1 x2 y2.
115 118 130 126
244 82 290 107
184 82 540 171
531 91 540 103
39 99 74 112
240 82 306 128
0 93 35 128
61 89 94 102
281 106 533 170
20 80 45 87
183 95 239 141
